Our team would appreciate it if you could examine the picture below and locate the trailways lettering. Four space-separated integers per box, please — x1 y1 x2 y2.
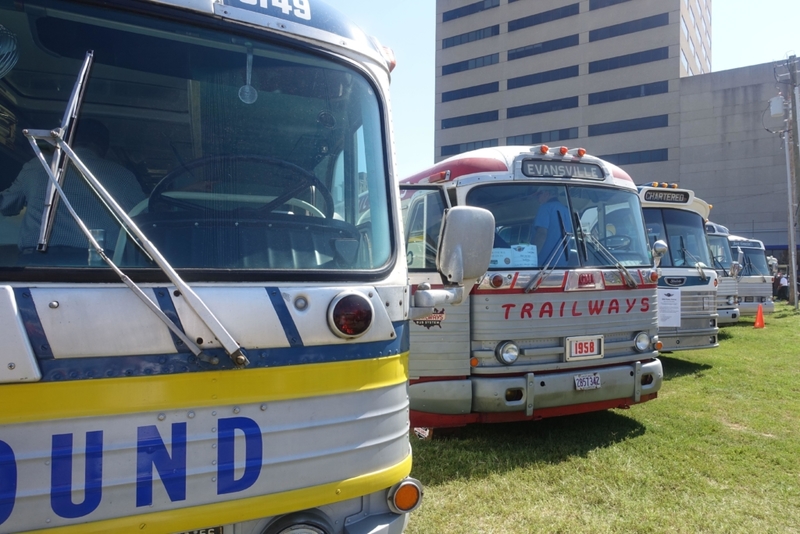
0 417 261 524
501 297 650 320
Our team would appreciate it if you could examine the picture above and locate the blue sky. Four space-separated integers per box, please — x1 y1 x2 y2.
333 1 800 178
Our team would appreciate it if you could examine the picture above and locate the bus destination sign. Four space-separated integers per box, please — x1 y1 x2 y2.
522 160 604 180
643 189 690 203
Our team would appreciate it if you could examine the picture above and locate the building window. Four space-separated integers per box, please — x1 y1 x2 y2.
442 25 500 49
599 148 669 165
589 0 631 9
508 65 579 90
706 56 711 72
442 0 499 23
508 34 579 61
441 138 498 157
442 110 499 130
442 53 499 76
680 17 689 39
508 4 579 32
588 115 668 136
688 7 696 26
588 81 669 105
688 65 694 76
507 127 579 145
589 13 669 42
507 96 579 119
680 50 689 71
589 47 669 73
442 82 500 103
689 38 696 56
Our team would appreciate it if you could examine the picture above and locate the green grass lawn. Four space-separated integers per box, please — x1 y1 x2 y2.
406 303 800 533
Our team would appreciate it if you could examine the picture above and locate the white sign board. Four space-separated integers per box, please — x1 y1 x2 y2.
657 287 681 327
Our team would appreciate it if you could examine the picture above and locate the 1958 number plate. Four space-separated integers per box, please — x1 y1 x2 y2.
574 373 601 391
566 335 604 361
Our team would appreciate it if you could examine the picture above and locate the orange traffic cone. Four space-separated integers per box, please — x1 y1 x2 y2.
754 304 765 329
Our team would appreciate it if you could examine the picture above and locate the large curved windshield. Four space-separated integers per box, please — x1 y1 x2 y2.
738 248 770 276
0 0 390 276
643 209 711 268
466 184 650 269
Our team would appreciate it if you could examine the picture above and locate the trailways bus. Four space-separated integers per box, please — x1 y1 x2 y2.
639 185 719 351
400 146 667 430
727 234 775 316
705 221 740 325
0 1 494 533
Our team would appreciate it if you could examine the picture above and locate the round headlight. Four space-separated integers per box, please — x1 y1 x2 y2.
727 296 735 305
634 332 651 352
495 341 519 365
327 291 374 339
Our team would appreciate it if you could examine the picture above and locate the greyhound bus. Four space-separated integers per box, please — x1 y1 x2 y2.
399 146 666 431
705 221 740 324
727 234 775 316
0 1 494 532
639 184 719 352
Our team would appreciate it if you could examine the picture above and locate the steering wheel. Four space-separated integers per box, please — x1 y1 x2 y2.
599 234 632 250
148 154 334 218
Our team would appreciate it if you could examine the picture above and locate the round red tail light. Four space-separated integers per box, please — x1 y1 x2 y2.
490 274 505 288
328 292 374 338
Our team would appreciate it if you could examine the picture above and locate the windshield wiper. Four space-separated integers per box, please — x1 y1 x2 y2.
585 233 638 288
678 236 708 281
23 58 250 368
525 212 571 293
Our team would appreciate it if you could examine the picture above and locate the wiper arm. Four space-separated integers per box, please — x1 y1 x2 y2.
525 226 571 293
678 242 708 281
24 128 250 368
586 233 638 288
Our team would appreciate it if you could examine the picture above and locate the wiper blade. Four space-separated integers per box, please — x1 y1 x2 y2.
38 51 94 252
24 128 250 368
586 233 638 288
525 229 571 294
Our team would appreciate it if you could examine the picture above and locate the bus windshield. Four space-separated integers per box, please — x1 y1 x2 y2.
466 184 650 269
708 234 733 271
0 0 390 277
643 209 711 268
738 247 770 276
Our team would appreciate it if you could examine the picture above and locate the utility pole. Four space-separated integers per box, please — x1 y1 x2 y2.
785 56 799 308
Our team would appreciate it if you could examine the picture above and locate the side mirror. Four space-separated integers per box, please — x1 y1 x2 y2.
436 206 495 286
652 239 668 268
730 261 741 278
412 206 495 316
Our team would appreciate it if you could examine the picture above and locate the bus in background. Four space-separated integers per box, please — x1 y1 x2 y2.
728 235 775 316
639 184 719 352
400 145 666 431
705 221 741 324
0 1 494 532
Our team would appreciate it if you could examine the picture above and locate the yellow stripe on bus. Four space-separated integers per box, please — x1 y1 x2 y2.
24 453 413 534
0 353 409 425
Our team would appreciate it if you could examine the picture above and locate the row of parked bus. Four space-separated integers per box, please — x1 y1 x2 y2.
399 147 775 434
0 1 776 533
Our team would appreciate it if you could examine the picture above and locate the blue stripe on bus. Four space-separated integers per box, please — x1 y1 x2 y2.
14 287 54 360
36 321 409 382
265 287 304 347
153 287 189 353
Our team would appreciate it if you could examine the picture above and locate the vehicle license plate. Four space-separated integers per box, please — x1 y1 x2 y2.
566 335 604 361
744 296 755 302
574 372 601 391
176 528 223 534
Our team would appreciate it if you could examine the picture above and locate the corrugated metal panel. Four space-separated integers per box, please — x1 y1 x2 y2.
409 299 471 378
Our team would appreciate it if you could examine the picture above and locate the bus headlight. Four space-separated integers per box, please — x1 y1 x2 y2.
634 332 651 352
327 291 374 339
727 296 736 305
495 341 519 365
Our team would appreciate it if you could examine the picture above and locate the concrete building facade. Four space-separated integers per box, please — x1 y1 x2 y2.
434 0 795 250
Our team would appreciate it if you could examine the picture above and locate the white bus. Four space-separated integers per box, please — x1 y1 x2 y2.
705 221 740 324
0 1 493 532
400 146 666 431
639 185 719 352
728 235 775 315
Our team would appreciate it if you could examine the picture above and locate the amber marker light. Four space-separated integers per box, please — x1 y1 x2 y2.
559 146 569 156
539 144 549 154
388 479 424 514
577 148 586 157
470 357 479 367
655 340 664 351
649 270 659 282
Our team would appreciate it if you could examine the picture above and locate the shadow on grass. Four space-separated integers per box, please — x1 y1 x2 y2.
658 354 711 380
411 410 645 485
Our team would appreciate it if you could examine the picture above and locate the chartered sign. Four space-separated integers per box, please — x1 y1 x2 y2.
642 189 690 203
